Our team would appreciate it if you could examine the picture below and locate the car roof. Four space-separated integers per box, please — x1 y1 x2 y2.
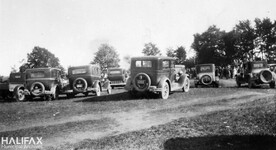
131 56 175 61
69 64 100 69
25 67 61 72
196 63 215 66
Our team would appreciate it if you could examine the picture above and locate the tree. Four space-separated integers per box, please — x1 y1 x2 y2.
254 18 276 62
175 46 187 64
192 25 225 65
234 20 256 60
183 57 196 68
92 43 120 69
142 42 161 56
19 46 63 72
166 47 175 57
222 30 240 65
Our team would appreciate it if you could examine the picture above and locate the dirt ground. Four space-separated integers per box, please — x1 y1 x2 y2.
0 79 275 149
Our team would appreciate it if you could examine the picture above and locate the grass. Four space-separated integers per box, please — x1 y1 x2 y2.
71 96 276 150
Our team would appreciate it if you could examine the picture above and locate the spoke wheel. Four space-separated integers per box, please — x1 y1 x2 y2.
95 84 101 96
160 82 169 99
182 78 190 92
15 88 26 102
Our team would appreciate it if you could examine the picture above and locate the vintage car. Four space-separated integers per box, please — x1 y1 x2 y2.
268 63 276 73
107 68 128 89
125 56 190 99
236 61 275 88
0 72 26 101
194 64 219 87
0 76 10 99
15 68 71 101
68 64 111 97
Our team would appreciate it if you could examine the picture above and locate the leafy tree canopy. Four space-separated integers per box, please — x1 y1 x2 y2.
92 43 120 69
19 46 63 72
142 42 161 56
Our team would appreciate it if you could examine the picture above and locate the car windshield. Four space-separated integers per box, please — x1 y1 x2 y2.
72 68 87 74
198 66 212 73
29 71 45 78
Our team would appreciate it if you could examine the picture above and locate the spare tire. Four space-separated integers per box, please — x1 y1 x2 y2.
30 82 45 96
200 75 212 85
132 73 151 92
260 70 273 83
73 78 88 93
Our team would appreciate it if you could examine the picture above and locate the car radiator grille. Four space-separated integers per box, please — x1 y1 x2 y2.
111 81 123 84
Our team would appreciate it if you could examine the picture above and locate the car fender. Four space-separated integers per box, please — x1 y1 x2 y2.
157 76 171 91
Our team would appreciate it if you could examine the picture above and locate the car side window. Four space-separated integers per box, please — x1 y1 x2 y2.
143 61 152 67
135 60 152 67
136 61 142 67
163 60 170 69
171 61 175 68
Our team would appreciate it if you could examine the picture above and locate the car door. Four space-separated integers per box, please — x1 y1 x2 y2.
162 60 171 80
169 60 177 82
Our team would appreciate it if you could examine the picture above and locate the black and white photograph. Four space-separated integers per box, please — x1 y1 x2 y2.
0 0 276 149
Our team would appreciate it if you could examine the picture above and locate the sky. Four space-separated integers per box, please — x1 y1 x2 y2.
0 0 276 76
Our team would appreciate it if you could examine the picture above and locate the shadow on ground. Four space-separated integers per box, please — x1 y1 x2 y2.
74 91 159 103
164 135 276 150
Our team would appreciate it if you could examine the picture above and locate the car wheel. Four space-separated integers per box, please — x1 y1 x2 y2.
95 84 101 96
248 80 254 88
84 92 89 97
73 78 88 93
66 93 75 99
107 86 112 94
269 81 275 88
236 79 241 87
51 88 59 100
201 75 212 85
14 87 26 102
182 78 190 92
30 82 45 96
133 73 151 92
159 81 169 99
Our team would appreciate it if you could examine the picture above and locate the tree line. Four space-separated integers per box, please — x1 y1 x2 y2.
10 17 276 74
192 18 276 67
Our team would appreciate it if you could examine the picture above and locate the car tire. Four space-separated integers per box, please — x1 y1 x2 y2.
14 86 26 102
107 86 112 94
84 92 89 97
30 82 45 96
95 84 101 96
236 78 241 87
73 78 88 93
182 77 190 92
133 73 151 92
269 81 275 88
51 87 59 100
201 75 212 85
159 81 169 99
248 80 255 88
67 93 75 99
